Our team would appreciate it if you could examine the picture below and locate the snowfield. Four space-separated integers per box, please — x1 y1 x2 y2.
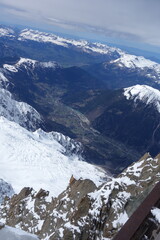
0 63 106 198
0 116 106 197
0 179 14 203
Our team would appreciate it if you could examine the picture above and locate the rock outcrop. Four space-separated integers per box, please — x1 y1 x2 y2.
0 153 160 239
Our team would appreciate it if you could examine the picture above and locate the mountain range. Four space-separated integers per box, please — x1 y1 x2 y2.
0 25 160 239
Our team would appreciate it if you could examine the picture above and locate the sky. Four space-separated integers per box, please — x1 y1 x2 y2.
0 0 160 53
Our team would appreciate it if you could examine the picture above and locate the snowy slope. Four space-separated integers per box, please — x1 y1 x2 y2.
0 116 105 197
0 65 42 130
0 87 42 130
124 85 160 113
0 179 14 203
0 225 38 240
1 153 159 240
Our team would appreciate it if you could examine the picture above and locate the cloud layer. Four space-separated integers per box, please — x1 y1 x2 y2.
0 0 160 46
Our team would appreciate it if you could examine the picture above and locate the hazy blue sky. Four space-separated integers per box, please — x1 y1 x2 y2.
0 0 160 52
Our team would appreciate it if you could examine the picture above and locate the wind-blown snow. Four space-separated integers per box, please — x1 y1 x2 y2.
124 85 160 113
0 225 38 240
0 87 42 130
0 117 105 197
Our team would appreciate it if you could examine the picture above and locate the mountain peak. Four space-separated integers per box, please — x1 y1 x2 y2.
111 53 158 69
3 57 60 72
0 27 15 38
124 85 160 113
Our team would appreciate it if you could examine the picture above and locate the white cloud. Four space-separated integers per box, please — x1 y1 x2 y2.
0 0 160 46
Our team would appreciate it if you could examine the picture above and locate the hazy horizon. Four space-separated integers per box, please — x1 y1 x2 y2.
0 0 160 55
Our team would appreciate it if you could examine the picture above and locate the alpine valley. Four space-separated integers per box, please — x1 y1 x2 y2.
0 25 160 240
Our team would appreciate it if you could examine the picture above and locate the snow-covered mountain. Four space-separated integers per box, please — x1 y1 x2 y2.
111 53 159 69
124 85 160 113
3 58 60 72
0 87 42 130
0 116 105 197
0 56 139 171
1 25 160 87
0 27 15 38
0 25 160 240
110 53 160 83
18 29 121 55
0 26 122 57
0 66 43 131
0 55 106 198
0 153 159 240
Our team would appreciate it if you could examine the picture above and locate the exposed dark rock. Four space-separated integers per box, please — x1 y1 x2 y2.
0 153 160 239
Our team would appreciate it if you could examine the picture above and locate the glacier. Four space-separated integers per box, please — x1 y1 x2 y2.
0 116 105 197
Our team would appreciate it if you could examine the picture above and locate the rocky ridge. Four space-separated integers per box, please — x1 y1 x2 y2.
0 153 159 239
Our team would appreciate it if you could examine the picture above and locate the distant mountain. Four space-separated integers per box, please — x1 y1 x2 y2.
63 81 160 158
18 28 121 55
0 26 120 67
0 25 160 240
83 54 160 90
1 25 160 171
110 53 160 83
124 84 160 112
0 152 159 240
90 85 160 156
0 55 106 197
0 26 15 38
0 57 139 172
1 25 160 90
0 179 14 204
